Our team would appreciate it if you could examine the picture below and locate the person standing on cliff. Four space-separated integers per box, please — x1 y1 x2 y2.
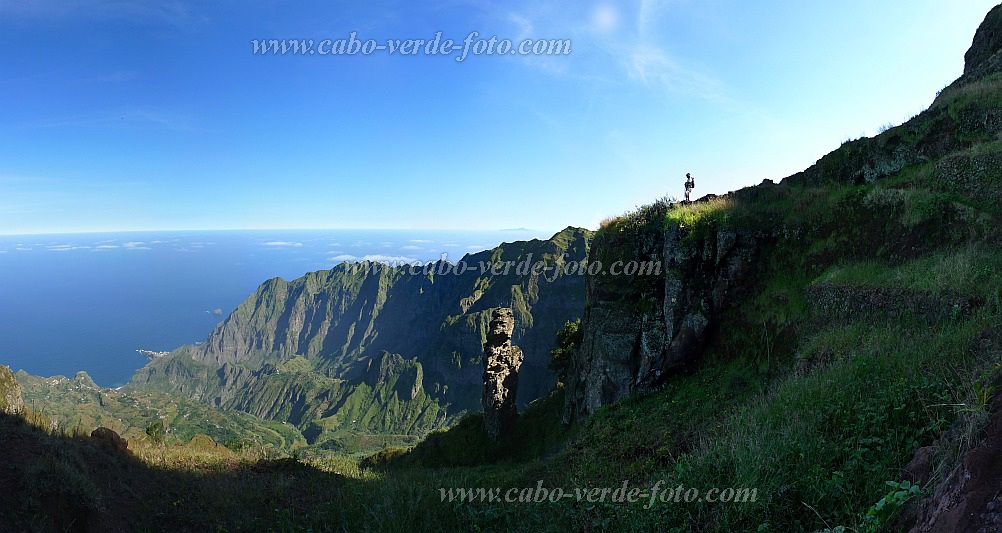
684 173 695 202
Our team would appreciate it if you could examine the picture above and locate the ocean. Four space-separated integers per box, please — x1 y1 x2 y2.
0 229 549 387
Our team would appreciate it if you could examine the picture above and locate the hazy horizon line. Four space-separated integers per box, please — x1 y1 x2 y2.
0 226 564 238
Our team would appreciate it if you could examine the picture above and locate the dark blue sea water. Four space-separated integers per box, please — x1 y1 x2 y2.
0 229 549 387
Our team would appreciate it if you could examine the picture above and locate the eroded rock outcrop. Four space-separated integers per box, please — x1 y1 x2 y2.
964 3 1002 77
482 308 523 441
904 377 1002 531
0 364 24 414
90 427 129 453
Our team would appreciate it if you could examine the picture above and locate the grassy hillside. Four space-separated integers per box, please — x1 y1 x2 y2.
367 179 1002 529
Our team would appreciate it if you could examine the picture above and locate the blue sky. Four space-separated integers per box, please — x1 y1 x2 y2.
0 0 995 235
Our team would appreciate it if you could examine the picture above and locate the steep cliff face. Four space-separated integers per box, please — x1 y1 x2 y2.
564 201 767 419
964 3 1002 77
130 227 591 439
363 351 423 402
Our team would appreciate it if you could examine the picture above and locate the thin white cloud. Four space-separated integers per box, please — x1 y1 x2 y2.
409 239 432 244
360 254 419 264
263 241 303 247
498 0 727 102
47 244 91 251
330 254 419 265
626 45 725 101
401 245 420 250
123 241 151 250
95 245 119 249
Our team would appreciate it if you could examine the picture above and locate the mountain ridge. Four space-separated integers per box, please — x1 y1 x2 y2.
127 226 592 446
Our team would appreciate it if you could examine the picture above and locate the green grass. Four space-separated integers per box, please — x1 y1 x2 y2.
399 307 999 532
815 243 1002 297
365 386 573 470
933 71 1002 111
528 117 1002 529
346 263 998 530
664 195 736 230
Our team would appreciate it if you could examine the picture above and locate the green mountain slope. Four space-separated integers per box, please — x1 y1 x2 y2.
128 227 592 445
15 369 306 449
